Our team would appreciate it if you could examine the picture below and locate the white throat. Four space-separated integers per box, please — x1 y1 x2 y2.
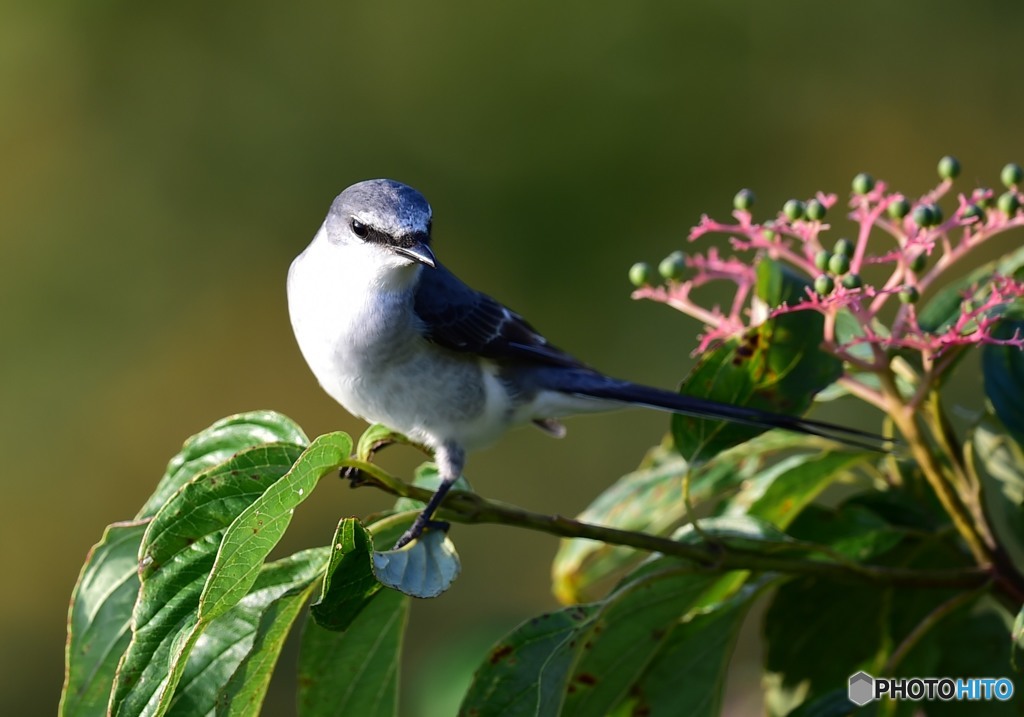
286 225 423 396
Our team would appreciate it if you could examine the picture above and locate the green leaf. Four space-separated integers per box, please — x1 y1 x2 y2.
215 573 324 717
139 411 308 519
970 422 1024 574
561 571 723 716
372 528 461 598
552 432 838 603
297 586 409 717
310 518 381 631
200 432 351 624
896 596 1022 716
1013 605 1024 671
110 432 350 717
674 514 791 547
61 521 148 717
785 502 904 561
763 540 968 715
169 549 329 717
354 423 415 461
917 244 1024 332
983 319 1024 445
611 583 761 717
110 443 304 717
551 443 690 603
461 604 602 716
763 574 887 715
739 450 868 529
784 689 863 717
463 561 735 717
673 260 843 462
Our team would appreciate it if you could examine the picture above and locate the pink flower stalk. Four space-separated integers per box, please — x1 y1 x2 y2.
631 166 1024 410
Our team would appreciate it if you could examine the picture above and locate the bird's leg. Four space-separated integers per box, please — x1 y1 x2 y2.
392 442 465 550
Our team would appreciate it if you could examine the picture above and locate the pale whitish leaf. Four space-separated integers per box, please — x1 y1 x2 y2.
372 527 460 598
971 422 1024 575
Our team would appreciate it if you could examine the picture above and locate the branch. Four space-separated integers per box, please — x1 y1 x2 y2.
341 460 991 591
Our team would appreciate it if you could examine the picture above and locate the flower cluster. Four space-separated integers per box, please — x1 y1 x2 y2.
630 159 1024 407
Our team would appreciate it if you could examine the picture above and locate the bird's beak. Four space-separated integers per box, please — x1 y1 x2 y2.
393 242 436 269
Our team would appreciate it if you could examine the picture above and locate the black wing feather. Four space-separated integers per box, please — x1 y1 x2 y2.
413 264 585 368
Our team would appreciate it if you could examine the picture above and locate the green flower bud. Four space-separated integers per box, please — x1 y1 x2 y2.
961 203 984 223
733 188 756 211
658 251 687 281
937 155 961 180
841 273 863 290
814 250 832 271
998 191 1021 216
629 261 654 287
783 199 806 221
828 253 851 275
805 198 826 221
899 285 920 304
909 252 927 272
852 172 875 195
912 205 935 228
814 274 835 296
1001 163 1023 188
833 237 854 257
887 197 911 220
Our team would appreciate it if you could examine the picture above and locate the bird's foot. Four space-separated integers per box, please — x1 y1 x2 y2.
339 465 369 486
392 517 451 550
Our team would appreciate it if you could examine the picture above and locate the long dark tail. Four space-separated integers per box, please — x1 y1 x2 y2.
541 368 892 453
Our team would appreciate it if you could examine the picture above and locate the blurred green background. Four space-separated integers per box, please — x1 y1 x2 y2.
5 1 1024 714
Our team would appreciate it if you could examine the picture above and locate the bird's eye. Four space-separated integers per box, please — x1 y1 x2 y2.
350 219 369 238
427 219 433 235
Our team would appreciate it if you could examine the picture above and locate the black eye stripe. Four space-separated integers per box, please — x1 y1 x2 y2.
350 217 429 250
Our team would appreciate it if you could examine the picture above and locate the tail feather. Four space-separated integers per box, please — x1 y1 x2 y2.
541 369 892 452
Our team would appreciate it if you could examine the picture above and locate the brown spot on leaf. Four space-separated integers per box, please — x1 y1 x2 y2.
489 645 514 664
576 673 598 686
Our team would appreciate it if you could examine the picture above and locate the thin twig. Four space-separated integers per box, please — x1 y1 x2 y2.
341 459 991 591
882 587 988 674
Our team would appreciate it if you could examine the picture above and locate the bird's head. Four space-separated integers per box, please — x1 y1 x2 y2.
322 179 436 270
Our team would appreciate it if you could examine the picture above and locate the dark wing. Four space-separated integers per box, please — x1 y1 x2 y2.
413 264 586 368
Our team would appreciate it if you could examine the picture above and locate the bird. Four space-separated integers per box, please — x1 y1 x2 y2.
287 179 887 550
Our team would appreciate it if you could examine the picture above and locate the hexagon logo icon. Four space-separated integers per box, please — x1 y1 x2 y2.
848 671 874 706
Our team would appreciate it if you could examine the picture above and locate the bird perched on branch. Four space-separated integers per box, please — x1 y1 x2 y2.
287 179 887 549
